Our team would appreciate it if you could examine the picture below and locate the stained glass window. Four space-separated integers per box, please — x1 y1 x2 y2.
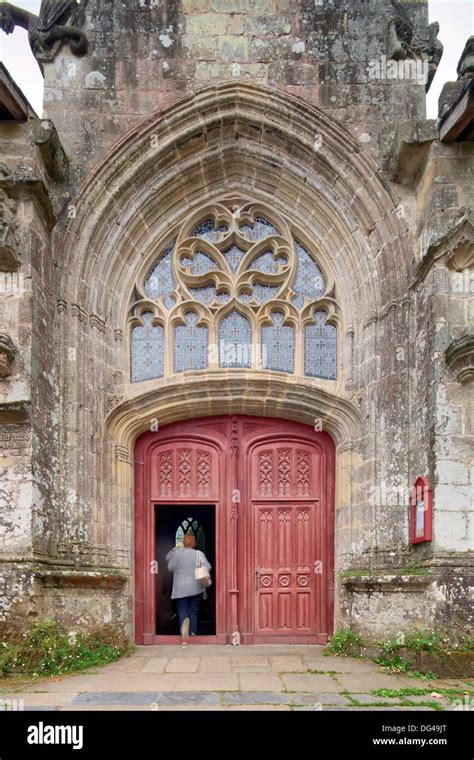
189 286 230 305
239 283 280 305
304 310 336 380
248 250 288 274
292 240 326 309
174 312 208 373
261 311 294 373
131 312 164 382
219 310 252 368
222 245 246 272
130 202 337 381
191 219 228 242
181 251 218 275
175 516 206 552
239 217 278 241
143 244 176 310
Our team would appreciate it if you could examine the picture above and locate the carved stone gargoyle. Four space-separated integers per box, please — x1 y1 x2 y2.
0 189 20 272
0 334 17 378
387 0 443 92
0 1 88 64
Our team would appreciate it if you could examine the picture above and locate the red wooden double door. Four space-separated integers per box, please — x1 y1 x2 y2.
135 416 335 644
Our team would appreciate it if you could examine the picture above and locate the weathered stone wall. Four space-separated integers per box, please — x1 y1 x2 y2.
0 0 472 642
42 0 428 181
0 115 59 633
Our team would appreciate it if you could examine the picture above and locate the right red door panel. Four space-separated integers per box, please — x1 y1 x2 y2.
249 438 331 641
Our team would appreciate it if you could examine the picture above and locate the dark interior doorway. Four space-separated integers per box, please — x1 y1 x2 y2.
155 504 216 635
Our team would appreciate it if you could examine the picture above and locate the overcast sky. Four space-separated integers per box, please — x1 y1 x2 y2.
0 0 472 118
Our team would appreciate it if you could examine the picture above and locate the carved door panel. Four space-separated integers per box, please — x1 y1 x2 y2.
249 439 330 640
135 416 334 644
135 427 224 645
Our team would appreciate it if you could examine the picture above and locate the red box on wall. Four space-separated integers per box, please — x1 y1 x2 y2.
410 476 433 544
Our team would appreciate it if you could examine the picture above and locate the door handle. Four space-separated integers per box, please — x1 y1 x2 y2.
255 566 261 590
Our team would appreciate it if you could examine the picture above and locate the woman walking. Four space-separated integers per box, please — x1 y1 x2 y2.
166 534 211 644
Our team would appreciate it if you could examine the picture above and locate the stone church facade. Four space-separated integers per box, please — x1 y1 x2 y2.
0 1 472 644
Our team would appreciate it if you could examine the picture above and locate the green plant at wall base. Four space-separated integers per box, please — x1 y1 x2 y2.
0 621 130 678
401 561 430 576
325 628 363 657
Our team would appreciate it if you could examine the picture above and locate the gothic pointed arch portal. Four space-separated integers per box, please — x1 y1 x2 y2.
135 415 335 645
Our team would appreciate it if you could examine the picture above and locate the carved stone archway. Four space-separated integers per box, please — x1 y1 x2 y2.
52 83 411 637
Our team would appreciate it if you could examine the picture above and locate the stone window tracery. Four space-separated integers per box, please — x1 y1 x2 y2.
129 200 339 383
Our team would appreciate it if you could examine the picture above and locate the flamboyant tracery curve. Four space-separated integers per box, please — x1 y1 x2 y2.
129 200 338 382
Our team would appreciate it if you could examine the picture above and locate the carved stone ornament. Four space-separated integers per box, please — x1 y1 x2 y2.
387 0 443 92
416 213 474 280
0 190 20 272
0 1 88 65
445 335 474 384
457 36 474 80
0 334 17 378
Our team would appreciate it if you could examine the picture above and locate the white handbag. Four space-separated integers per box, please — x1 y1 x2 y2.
195 550 212 588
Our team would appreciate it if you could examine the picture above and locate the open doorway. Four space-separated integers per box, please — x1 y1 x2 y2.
155 505 216 636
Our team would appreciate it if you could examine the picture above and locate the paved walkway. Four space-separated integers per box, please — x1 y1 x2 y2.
1 645 471 711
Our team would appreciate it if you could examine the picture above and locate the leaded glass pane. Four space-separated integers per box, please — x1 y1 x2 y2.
248 250 288 274
219 310 252 368
292 240 326 308
143 245 176 309
131 312 164 382
222 245 246 272
239 217 278 241
188 285 216 305
304 310 336 380
174 311 208 372
239 283 280 305
181 251 218 275
191 219 228 242
175 517 206 552
261 311 294 373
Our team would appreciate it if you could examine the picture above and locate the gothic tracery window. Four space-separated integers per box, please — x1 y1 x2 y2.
174 311 208 373
261 311 295 373
304 310 337 380
219 310 252 368
130 312 164 382
129 200 338 382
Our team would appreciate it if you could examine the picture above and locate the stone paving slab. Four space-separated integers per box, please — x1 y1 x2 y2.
304 657 379 673
198 657 232 672
281 674 342 693
238 673 284 692
98 658 146 672
227 705 291 711
165 657 200 673
72 692 158 705
232 656 269 666
0 692 77 705
347 693 405 705
2 644 466 712
291 693 351 705
140 658 170 674
151 691 220 706
270 656 306 672
334 673 420 691
59 705 158 712
151 673 240 691
222 691 290 705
